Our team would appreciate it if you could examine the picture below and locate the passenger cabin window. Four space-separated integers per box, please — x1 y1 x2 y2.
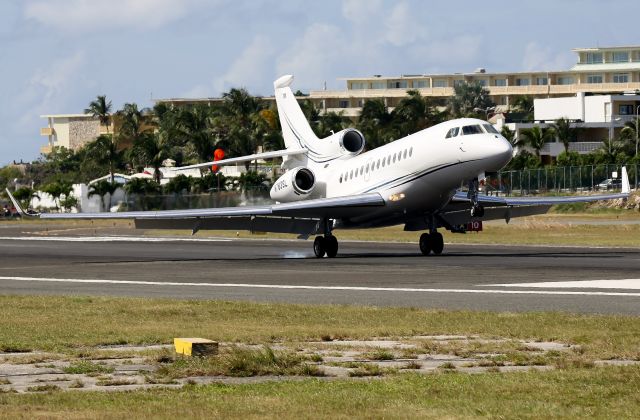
482 124 499 134
445 127 460 138
462 125 483 135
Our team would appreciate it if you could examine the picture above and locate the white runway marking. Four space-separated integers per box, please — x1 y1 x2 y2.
0 236 232 243
1 276 640 297
487 279 640 290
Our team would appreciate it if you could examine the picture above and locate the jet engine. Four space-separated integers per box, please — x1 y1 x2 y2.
323 128 366 157
270 167 316 202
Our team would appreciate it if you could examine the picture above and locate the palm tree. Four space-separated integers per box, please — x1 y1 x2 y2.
512 95 534 121
176 104 219 164
393 90 444 137
85 95 113 133
447 81 494 118
358 98 396 148
83 134 121 183
132 133 170 183
550 118 578 153
88 180 118 212
621 119 640 157
520 126 553 158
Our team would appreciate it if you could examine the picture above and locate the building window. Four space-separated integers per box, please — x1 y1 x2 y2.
371 82 385 89
613 73 629 83
357 100 364 107
388 81 408 89
433 80 447 88
515 78 530 86
619 105 634 115
612 52 629 63
536 77 548 85
453 80 465 87
339 100 349 108
476 79 487 86
413 80 428 88
586 74 603 84
557 76 574 85
494 79 507 87
351 82 367 89
585 52 603 64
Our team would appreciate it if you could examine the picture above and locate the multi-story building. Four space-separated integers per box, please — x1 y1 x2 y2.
307 45 640 116
40 114 114 154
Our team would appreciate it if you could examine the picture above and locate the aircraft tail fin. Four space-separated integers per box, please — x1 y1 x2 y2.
273 75 319 151
5 188 38 218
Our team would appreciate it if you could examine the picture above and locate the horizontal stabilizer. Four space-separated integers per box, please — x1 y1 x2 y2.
175 148 307 171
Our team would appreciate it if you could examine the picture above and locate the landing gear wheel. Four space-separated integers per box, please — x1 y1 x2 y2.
431 232 444 255
471 204 484 218
325 235 339 258
419 233 432 256
313 236 326 258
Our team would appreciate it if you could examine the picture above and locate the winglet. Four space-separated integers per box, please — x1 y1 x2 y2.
622 166 630 194
4 188 38 218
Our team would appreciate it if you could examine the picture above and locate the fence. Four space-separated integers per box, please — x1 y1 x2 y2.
487 164 639 196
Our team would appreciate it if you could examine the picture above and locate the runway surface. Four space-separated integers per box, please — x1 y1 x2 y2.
0 224 639 315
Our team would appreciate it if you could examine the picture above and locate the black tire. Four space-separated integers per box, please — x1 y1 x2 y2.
419 233 432 256
313 236 326 258
431 232 444 255
325 235 339 258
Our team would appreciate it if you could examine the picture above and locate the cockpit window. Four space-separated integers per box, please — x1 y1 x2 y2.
461 125 483 135
482 124 499 134
445 127 460 138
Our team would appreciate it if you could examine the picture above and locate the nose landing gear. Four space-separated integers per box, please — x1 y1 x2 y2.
468 177 485 218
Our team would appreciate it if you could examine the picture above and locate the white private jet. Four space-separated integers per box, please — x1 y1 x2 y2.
6 75 631 258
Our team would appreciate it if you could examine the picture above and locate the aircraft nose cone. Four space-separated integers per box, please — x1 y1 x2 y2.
486 136 513 171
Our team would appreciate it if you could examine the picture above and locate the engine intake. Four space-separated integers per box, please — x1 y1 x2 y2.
270 167 316 202
340 129 365 154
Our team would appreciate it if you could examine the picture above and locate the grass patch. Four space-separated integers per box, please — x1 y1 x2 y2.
0 378 11 385
4 367 634 418
62 361 114 375
366 349 395 361
26 384 60 392
96 378 137 387
68 379 84 389
153 346 321 380
1 295 640 363
348 364 384 377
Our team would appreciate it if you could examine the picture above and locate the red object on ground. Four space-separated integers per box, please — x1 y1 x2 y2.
212 149 225 172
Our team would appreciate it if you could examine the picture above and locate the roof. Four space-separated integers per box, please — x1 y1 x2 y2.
572 45 640 52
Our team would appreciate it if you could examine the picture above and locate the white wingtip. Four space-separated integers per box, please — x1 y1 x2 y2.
5 188 26 217
274 75 294 89
621 166 630 194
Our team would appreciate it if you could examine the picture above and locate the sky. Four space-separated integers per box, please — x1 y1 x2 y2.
1 0 638 164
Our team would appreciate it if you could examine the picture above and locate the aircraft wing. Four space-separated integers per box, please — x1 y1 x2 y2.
439 167 631 225
5 188 384 235
175 148 307 171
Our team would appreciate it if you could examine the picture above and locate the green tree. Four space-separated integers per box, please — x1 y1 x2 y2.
550 118 578 153
85 95 113 133
123 178 161 195
358 98 397 148
83 135 121 183
12 187 39 210
556 151 581 167
520 126 553 158
512 95 534 121
131 133 170 183
88 180 119 212
620 119 640 157
392 90 443 136
164 174 192 195
447 81 494 118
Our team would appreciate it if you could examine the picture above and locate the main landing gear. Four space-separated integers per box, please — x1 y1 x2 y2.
313 235 338 258
419 231 444 256
313 218 339 258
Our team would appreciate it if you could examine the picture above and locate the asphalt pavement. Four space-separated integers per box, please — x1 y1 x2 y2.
0 223 639 315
